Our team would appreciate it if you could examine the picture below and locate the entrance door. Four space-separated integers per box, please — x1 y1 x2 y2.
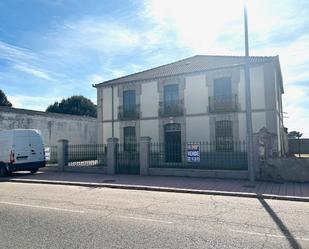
164 124 181 162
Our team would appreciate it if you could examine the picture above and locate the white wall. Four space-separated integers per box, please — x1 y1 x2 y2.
250 65 265 110
184 74 208 114
102 123 111 143
239 66 266 111
186 116 210 141
97 87 103 122
113 86 119 120
102 86 118 121
0 107 97 146
238 70 246 111
252 112 266 133
102 87 112 121
114 121 120 140
140 119 159 142
141 81 159 117
238 113 247 141
102 121 120 143
238 111 266 140
98 123 104 144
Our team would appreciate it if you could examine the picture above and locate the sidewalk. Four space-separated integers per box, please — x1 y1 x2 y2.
2 167 309 201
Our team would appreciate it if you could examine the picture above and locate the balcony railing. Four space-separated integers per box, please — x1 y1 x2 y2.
209 94 238 113
118 105 140 120
159 100 184 117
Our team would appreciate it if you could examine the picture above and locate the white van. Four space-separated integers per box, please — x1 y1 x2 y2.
0 129 46 177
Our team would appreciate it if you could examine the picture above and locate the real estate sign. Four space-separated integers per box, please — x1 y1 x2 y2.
45 147 50 161
187 143 200 162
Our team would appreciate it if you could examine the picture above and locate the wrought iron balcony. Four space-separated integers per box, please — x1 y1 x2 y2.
118 105 140 120
159 100 184 117
209 94 238 113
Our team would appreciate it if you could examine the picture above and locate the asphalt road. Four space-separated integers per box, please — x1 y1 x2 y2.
0 182 308 249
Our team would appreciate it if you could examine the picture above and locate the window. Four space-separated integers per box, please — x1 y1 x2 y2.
123 90 136 114
210 77 237 113
214 77 232 96
124 126 136 152
164 84 179 108
162 84 181 115
215 120 233 151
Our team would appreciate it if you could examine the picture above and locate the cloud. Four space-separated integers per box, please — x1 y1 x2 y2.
1 0 308 137
283 85 309 137
89 74 105 84
142 0 309 136
0 41 35 63
7 94 63 111
0 40 58 82
13 64 52 80
45 18 141 61
142 0 244 54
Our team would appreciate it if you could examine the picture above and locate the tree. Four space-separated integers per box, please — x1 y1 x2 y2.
0 89 12 107
46 95 97 117
288 131 303 139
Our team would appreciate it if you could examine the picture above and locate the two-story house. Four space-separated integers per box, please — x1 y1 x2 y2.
94 55 285 160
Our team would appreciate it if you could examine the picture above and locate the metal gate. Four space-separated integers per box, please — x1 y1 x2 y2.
116 143 140 174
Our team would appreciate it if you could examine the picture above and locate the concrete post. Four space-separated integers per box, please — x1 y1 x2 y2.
107 137 118 174
140 136 151 176
57 139 68 172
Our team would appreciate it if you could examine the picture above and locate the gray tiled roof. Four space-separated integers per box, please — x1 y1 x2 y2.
95 55 278 87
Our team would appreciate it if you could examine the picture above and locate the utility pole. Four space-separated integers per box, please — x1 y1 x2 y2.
111 85 114 138
244 2 255 182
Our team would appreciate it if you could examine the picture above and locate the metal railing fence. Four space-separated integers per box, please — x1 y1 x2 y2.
158 100 184 117
67 144 107 167
45 145 58 166
118 105 140 120
116 143 140 174
150 141 247 170
209 94 238 113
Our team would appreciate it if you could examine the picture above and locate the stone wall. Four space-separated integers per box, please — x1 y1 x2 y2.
262 158 309 182
0 106 97 146
288 138 309 154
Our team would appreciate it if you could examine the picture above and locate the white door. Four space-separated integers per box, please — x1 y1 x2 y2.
14 134 31 164
29 134 44 162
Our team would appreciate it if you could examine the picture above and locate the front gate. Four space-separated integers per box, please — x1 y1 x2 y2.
116 143 140 174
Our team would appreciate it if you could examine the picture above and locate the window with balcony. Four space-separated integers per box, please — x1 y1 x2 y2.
119 90 139 120
159 84 183 116
215 120 234 151
209 77 237 113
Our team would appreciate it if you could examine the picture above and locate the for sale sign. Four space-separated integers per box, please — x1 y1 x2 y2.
45 147 50 161
187 143 200 162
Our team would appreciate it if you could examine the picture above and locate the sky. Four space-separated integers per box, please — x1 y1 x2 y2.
0 0 308 136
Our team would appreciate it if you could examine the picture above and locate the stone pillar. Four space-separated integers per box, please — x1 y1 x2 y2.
140 136 151 176
107 137 118 174
57 139 68 172
253 127 276 179
252 134 261 178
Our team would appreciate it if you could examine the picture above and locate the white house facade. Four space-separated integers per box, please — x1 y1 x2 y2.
94 55 285 157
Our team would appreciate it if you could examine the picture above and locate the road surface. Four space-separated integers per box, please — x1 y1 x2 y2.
0 182 308 248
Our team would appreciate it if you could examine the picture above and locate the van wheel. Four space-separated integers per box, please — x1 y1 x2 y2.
0 165 8 177
30 168 38 174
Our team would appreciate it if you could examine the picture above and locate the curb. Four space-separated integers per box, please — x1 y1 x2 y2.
5 178 309 202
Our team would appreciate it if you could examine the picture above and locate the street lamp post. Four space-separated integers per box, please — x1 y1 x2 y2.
244 2 255 182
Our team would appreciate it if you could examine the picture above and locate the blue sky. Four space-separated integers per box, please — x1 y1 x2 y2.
0 0 308 136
